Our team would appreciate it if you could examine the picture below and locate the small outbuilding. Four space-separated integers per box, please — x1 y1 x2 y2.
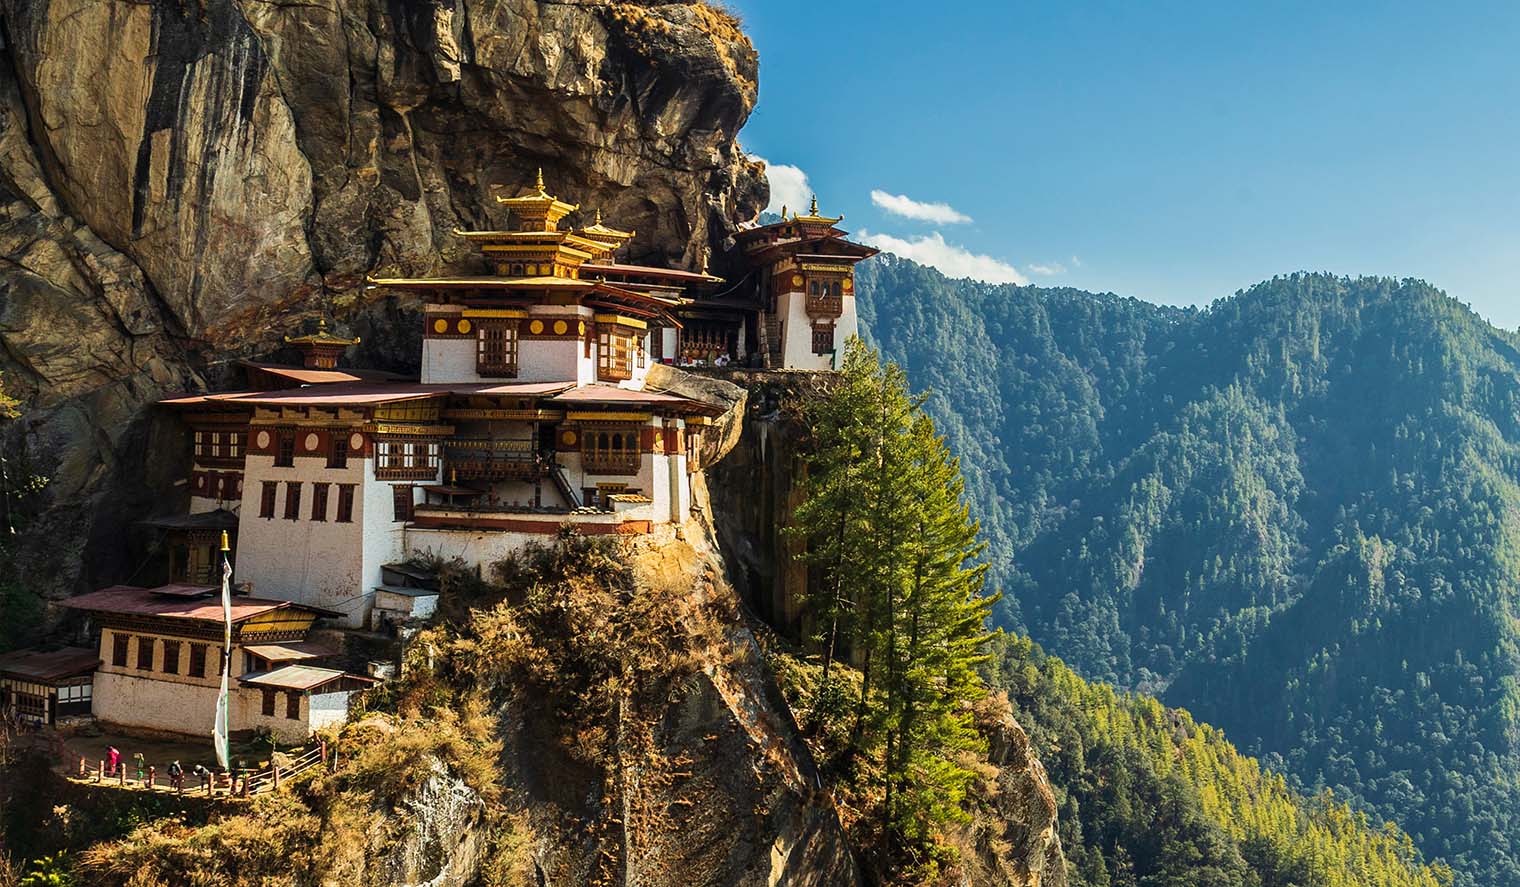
0 646 100 725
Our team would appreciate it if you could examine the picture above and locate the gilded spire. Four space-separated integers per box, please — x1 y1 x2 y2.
535 167 546 192
780 204 788 219
809 195 819 215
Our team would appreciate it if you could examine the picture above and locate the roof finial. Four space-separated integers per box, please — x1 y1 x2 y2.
317 317 328 333
595 208 603 225
809 195 819 216
535 167 545 192
780 204 788 219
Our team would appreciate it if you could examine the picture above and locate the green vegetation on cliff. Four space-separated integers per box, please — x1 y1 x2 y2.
857 256 1520 885
787 341 997 878
985 633 1451 887
779 345 1447 887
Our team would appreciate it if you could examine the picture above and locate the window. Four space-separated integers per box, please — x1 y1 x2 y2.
259 481 278 518
189 644 207 678
582 425 642 474
393 485 414 522
162 641 180 675
285 691 300 720
194 431 206 459
112 633 129 667
274 428 295 467
311 483 330 521
476 322 519 377
374 439 439 480
336 484 356 523
812 324 836 355
597 327 635 381
261 688 276 717
284 481 302 520
327 435 348 469
136 637 154 671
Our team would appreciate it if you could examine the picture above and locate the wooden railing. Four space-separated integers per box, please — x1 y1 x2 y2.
806 294 843 317
446 438 541 480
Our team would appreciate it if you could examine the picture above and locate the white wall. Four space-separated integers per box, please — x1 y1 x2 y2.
308 690 351 734
236 454 388 628
835 296 858 361
776 291 834 371
421 338 478 384
238 687 310 744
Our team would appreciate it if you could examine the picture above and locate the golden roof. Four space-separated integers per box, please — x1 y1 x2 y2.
792 195 843 226
577 209 636 246
283 318 359 348
495 168 579 229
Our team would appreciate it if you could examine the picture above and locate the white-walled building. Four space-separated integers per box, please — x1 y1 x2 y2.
61 585 373 743
157 174 724 629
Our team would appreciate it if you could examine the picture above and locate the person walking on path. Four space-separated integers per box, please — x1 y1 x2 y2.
133 752 145 784
106 746 120 777
167 760 184 792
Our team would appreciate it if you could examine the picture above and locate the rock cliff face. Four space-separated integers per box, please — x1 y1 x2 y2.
0 0 767 595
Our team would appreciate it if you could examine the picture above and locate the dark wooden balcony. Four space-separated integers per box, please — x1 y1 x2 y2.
806 294 843 317
446 438 543 480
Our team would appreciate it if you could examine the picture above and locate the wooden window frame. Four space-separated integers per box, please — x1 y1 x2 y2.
136 637 154 671
274 428 296 467
393 485 414 522
284 481 302 521
336 484 356 523
189 644 207 678
162 641 181 675
476 321 519 377
112 633 129 668
285 691 301 720
374 438 439 481
311 482 330 521
581 424 643 475
261 688 276 717
327 435 348 469
811 324 836 355
597 326 635 382
259 481 278 519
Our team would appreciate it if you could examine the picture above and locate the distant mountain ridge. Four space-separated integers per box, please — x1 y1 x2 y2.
855 253 1520 886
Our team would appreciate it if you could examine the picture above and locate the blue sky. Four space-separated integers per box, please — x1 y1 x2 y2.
728 0 1520 329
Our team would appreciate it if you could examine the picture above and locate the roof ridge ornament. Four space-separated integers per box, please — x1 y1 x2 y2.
535 167 546 193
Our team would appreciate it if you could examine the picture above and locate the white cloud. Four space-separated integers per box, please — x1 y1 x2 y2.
869 189 972 225
754 157 812 217
1070 255 1083 267
1027 262 1066 276
857 229 1028 285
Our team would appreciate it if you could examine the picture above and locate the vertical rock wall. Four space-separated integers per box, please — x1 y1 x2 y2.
0 0 767 596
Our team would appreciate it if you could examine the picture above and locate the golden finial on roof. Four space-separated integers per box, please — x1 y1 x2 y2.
809 195 819 215
595 208 603 225
535 167 546 192
779 205 787 219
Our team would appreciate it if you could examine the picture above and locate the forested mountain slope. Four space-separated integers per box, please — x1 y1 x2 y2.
856 255 1520 887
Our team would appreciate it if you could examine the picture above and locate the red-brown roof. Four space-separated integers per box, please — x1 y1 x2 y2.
0 646 99 682
61 586 331 623
548 385 726 415
581 263 722 283
162 381 580 409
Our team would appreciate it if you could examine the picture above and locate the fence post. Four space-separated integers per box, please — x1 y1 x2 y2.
77 756 85 777
272 765 281 792
118 765 125 787
148 766 156 790
97 760 104 783
319 739 327 765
